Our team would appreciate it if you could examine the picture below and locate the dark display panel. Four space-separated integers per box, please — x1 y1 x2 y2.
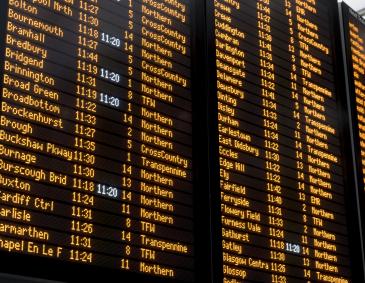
0 0 365 283
342 4 365 191
210 0 354 281
0 0 194 281
340 5 365 282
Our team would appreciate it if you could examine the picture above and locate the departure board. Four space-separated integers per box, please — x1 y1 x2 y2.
341 4 365 192
1 0 365 282
210 0 354 282
0 0 194 281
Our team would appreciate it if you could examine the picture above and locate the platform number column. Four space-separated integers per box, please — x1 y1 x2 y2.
120 0 135 271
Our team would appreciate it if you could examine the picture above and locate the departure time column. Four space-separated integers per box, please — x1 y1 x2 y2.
257 1 287 281
71 0 100 264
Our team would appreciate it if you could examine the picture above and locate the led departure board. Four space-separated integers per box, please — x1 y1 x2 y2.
340 6 365 280
0 0 194 281
0 1 365 283
341 4 365 192
210 0 355 282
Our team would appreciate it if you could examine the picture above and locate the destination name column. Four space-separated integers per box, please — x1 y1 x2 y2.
0 0 66 259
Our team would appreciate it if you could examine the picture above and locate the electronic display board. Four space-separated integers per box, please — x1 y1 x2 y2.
208 0 360 281
0 0 196 282
0 1 364 283
341 3 365 192
339 5 365 281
